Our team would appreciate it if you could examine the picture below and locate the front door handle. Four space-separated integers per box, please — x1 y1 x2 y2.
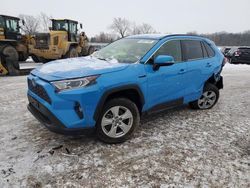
178 69 186 74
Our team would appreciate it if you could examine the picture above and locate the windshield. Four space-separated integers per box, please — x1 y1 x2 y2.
52 20 69 31
92 38 157 64
5 18 19 32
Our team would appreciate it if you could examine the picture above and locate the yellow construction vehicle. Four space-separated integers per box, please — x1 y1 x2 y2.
29 19 94 63
0 15 30 75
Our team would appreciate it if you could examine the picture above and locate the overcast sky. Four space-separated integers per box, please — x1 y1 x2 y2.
1 0 250 37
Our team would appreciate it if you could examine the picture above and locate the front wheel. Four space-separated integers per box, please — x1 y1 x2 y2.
96 98 140 144
65 47 78 58
189 83 219 110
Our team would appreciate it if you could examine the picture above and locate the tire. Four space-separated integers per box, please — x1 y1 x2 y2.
189 83 219 110
31 55 40 63
96 98 140 144
65 47 78 58
88 46 95 55
18 52 29 62
80 48 88 56
1 45 20 76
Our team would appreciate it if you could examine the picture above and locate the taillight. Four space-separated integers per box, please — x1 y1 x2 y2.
234 51 241 56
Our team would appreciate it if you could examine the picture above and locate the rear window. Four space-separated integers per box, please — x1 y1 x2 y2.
182 40 203 61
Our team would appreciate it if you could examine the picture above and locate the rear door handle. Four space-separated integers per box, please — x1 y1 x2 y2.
178 69 186 74
206 62 212 67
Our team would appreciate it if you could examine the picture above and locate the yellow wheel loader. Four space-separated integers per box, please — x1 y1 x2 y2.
29 19 94 63
0 15 30 75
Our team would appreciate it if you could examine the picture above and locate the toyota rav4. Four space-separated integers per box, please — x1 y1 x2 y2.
27 34 224 143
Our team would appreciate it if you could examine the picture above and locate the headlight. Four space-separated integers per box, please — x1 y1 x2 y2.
51 75 99 92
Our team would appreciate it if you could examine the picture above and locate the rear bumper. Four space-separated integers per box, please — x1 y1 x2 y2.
231 57 250 64
27 95 95 135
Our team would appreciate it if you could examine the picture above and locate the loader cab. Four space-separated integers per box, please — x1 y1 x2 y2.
0 15 22 41
51 19 78 42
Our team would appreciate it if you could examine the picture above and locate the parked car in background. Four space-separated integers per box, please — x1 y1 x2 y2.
220 47 231 56
227 47 250 64
27 34 225 143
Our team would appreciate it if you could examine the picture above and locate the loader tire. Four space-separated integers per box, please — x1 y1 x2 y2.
1 45 20 76
65 47 78 58
19 52 29 62
88 46 95 55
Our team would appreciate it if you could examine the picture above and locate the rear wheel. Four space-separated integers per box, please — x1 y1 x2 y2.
18 52 29 62
1 45 20 76
96 98 140 144
65 47 78 58
88 46 95 55
189 83 219 110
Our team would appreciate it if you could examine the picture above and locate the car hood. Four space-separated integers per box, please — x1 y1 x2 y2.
31 56 130 81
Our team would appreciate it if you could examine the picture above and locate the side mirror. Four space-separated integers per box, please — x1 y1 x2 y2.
80 23 83 29
153 55 175 70
22 19 25 26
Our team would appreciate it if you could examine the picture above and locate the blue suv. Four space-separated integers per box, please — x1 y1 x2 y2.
27 34 224 143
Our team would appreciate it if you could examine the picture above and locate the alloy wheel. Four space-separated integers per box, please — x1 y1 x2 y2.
198 91 217 109
101 106 133 138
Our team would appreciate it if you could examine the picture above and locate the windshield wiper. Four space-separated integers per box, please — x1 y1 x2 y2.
96 57 108 61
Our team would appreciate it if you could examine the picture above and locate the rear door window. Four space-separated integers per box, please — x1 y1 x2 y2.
182 40 203 61
201 42 209 58
203 42 215 57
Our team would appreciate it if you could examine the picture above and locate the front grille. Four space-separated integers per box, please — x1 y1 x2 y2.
34 33 50 49
28 79 51 104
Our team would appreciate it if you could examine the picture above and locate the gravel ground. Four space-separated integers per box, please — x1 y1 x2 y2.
0 63 250 187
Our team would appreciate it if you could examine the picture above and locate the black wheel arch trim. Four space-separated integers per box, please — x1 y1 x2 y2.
93 84 145 121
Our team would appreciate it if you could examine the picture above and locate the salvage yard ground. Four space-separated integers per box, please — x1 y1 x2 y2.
0 63 250 187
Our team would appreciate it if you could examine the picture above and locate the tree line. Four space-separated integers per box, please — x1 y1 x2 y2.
188 31 250 46
18 14 249 46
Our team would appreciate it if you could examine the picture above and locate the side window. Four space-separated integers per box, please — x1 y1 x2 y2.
201 42 208 58
203 42 215 57
182 40 203 61
0 17 4 28
69 22 77 34
154 40 182 62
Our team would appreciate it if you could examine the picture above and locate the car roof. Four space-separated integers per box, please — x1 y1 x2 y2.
126 34 208 40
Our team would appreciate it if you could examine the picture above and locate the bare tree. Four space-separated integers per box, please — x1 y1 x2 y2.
39 12 52 32
130 23 142 35
109 17 131 38
130 23 156 35
139 23 156 34
91 32 117 43
19 14 40 34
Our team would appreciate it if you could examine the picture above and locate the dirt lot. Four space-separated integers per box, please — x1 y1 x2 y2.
0 63 250 187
